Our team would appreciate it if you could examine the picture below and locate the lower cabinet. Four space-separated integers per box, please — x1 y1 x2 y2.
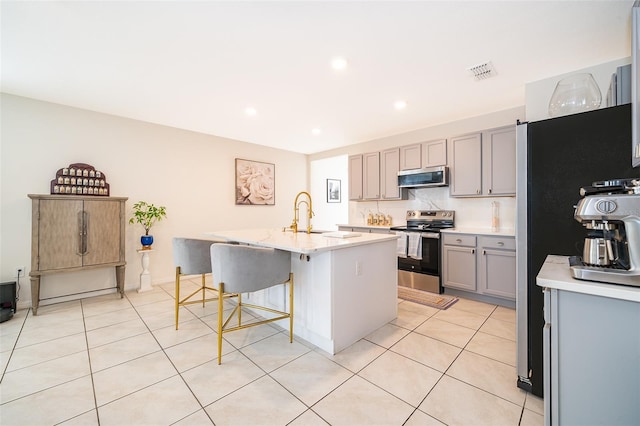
442 235 477 291
442 233 516 301
543 287 640 425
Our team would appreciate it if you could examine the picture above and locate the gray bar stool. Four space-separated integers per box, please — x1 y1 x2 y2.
211 243 293 364
172 238 236 330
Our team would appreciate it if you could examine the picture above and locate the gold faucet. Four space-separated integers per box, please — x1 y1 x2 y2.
290 191 314 233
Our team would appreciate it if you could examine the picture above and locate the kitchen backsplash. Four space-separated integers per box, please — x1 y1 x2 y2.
348 187 516 230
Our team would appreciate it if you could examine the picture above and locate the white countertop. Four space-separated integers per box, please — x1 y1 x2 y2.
536 255 640 302
205 228 398 254
440 227 515 237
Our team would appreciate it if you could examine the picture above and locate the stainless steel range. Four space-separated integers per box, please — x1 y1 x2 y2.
391 210 455 294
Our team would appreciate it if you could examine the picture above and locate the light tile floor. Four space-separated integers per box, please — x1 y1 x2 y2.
0 278 544 425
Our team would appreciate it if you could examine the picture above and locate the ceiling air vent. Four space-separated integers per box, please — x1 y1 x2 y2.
468 61 496 81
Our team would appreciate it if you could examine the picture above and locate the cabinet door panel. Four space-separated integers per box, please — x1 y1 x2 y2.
480 248 516 299
443 245 476 291
380 148 401 199
449 133 482 196
400 144 422 170
38 199 83 271
349 155 363 200
422 139 447 167
482 127 516 196
83 200 121 266
363 152 380 199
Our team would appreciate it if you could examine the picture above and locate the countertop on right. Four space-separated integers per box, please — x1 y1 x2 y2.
536 255 640 303
440 227 515 237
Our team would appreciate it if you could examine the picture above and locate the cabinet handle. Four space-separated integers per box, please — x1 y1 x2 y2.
488 189 492 194
497 241 504 246
77 212 84 256
83 211 89 255
456 238 462 243
477 189 481 194
483 249 486 255
472 249 475 254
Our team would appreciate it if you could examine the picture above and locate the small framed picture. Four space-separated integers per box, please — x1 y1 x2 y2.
327 179 341 203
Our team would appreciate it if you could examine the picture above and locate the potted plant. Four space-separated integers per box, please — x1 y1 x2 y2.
129 201 167 249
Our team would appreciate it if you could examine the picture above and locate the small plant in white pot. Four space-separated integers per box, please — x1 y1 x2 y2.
129 201 167 249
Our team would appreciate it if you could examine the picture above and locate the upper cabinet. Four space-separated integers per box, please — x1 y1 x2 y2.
449 133 483 196
422 139 447 168
363 152 380 199
449 125 516 197
348 154 363 201
380 148 404 200
482 126 516 196
349 149 407 201
399 139 447 171
400 144 422 170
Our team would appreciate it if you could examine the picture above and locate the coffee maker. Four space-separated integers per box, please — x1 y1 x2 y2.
571 178 640 287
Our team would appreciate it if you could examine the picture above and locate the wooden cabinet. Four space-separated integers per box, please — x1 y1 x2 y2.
400 144 422 170
442 233 515 302
28 194 127 315
449 126 516 197
478 236 516 299
422 139 447 167
449 133 483 196
442 234 477 292
482 127 516 196
348 155 363 201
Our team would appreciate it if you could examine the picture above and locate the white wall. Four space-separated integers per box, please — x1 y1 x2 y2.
0 94 307 308
525 57 631 121
309 155 349 231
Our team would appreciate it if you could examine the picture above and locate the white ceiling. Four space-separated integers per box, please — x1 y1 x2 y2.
1 1 635 154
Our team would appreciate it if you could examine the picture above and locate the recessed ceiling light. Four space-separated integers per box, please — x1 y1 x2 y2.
331 57 348 71
394 100 407 110
245 107 257 116
312 128 322 136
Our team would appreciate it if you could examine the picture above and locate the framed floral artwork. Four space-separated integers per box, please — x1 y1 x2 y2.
327 179 341 203
235 159 275 205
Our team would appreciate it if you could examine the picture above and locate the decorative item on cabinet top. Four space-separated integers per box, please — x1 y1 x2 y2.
50 163 110 196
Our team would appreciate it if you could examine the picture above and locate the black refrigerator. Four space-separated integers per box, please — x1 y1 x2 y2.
515 103 636 397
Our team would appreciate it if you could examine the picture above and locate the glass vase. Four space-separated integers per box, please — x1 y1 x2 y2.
548 73 602 117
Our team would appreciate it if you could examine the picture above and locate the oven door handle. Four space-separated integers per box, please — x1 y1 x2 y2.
420 232 439 239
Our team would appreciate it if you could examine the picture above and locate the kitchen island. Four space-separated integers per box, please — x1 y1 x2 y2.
205 228 398 354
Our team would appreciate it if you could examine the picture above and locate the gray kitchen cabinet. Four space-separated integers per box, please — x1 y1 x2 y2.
28 194 127 315
543 287 640 425
448 133 482 196
400 144 422 170
442 234 477 291
363 152 380 200
478 236 516 299
449 126 516 197
482 127 516 196
443 233 516 301
422 139 447 167
348 154 363 200
380 148 404 200
349 149 407 201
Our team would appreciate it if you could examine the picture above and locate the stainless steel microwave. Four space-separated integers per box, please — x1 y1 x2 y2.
397 166 448 188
